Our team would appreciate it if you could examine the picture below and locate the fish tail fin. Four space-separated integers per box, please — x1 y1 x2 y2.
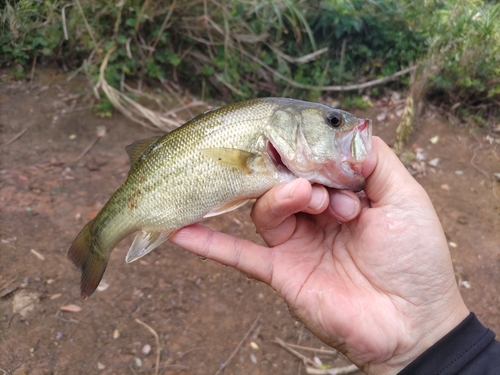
67 219 108 300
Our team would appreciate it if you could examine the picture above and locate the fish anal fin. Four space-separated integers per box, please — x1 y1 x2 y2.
204 198 250 218
125 136 162 167
67 219 108 300
126 230 171 263
200 148 256 174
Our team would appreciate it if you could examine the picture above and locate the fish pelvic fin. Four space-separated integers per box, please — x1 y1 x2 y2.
126 230 171 263
200 148 256 174
203 198 250 218
67 219 109 300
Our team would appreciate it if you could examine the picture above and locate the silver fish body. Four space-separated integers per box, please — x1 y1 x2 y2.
68 98 372 299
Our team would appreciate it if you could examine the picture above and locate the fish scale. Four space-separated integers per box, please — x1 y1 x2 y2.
68 98 372 299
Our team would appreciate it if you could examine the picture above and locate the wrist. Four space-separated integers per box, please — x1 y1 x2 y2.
363 299 470 375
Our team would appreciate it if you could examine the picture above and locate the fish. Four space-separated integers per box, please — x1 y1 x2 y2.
67 98 372 299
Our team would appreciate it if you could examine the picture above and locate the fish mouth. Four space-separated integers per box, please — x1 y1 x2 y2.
267 140 366 191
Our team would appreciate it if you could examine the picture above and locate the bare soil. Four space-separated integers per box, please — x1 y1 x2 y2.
1 71 499 375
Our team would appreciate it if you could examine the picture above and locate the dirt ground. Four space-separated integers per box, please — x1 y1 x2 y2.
0 70 499 375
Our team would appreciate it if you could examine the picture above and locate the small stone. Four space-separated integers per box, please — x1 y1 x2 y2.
461 280 471 289
250 341 259 350
455 170 464 175
12 291 39 317
96 280 109 292
250 353 257 364
113 329 120 339
135 357 143 367
97 362 105 370
428 158 440 167
429 135 439 144
142 344 151 355
449 242 458 248
376 111 387 122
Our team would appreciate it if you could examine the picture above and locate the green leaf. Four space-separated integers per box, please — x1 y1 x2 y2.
202 66 214 75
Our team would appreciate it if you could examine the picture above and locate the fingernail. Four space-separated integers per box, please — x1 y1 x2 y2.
330 193 357 220
276 179 301 199
308 186 327 211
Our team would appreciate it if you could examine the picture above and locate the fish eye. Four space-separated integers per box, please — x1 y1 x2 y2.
326 111 343 128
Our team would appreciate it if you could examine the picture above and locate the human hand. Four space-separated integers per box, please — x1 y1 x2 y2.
169 137 469 374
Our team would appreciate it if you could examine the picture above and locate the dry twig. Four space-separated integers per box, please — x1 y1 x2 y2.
74 0 96 43
135 318 161 375
72 126 106 164
96 49 180 131
274 337 359 375
0 128 27 147
238 47 416 92
274 337 317 367
214 314 261 375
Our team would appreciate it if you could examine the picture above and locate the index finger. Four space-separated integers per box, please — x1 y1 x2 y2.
169 223 274 284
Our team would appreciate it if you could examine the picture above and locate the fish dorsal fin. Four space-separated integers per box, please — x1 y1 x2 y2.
200 148 256 174
126 230 171 263
125 136 162 167
203 198 250 218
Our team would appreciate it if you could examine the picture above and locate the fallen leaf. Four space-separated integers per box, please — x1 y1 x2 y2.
60 304 82 312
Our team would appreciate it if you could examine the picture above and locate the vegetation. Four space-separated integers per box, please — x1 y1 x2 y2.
1 0 499 130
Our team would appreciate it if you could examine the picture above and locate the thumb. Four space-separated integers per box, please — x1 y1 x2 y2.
361 137 429 207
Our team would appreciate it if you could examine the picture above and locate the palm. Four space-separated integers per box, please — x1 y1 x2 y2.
170 138 469 374
266 208 410 364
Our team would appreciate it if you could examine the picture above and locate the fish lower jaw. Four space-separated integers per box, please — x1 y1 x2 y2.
349 161 363 175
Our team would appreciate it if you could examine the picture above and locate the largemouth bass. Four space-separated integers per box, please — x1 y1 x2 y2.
68 98 372 299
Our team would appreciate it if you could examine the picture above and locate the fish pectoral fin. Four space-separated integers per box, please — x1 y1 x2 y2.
125 136 162 168
126 230 171 263
203 199 250 218
200 148 256 174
